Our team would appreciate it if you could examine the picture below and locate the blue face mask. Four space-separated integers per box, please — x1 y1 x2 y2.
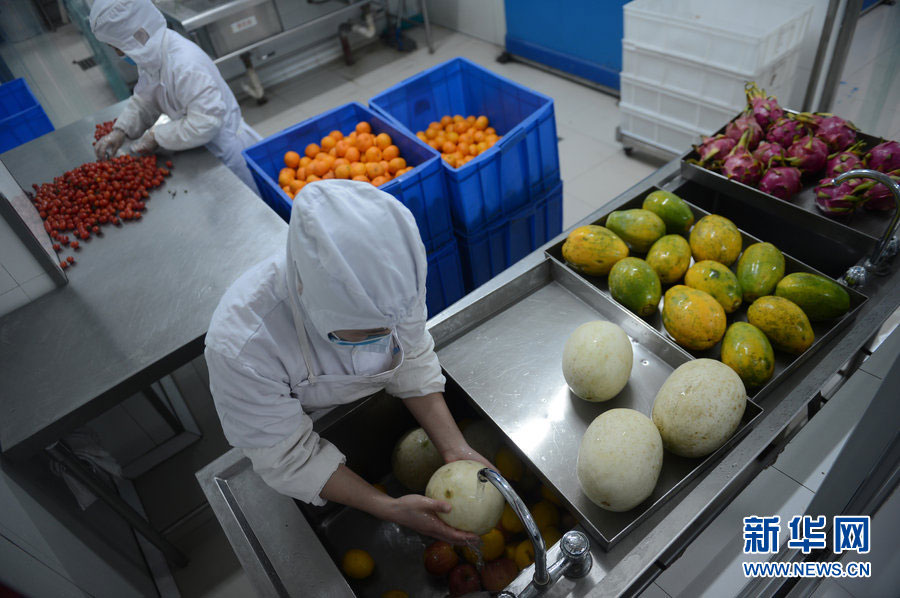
328 331 393 353
121 55 136 66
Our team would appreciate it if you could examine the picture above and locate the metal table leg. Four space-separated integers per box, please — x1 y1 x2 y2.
418 0 434 53
47 442 189 568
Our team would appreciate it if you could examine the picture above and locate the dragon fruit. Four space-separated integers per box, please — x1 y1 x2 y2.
865 140 900 173
758 166 803 200
766 117 809 148
861 170 900 211
745 82 784 129
725 111 764 149
815 115 858 152
825 141 866 178
752 141 785 168
694 134 737 164
722 131 764 186
815 176 866 215
786 135 830 174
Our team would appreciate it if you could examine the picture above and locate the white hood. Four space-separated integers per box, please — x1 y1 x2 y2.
90 0 166 71
285 180 427 342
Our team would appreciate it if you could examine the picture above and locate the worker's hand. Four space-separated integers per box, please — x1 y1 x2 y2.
94 128 126 160
442 443 495 471
131 129 158 155
386 494 480 545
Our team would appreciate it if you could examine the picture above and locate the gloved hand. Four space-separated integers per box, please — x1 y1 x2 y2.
94 128 126 160
131 129 158 155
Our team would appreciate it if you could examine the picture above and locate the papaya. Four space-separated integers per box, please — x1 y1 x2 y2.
689 215 743 266
775 272 850 321
646 235 692 284
608 257 662 318
561 225 629 276
747 296 814 354
721 322 775 388
683 260 742 314
661 285 726 351
642 190 695 235
605 209 666 253
736 242 785 302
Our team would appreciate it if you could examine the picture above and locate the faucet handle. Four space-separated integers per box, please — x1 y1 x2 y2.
560 531 592 580
841 265 868 288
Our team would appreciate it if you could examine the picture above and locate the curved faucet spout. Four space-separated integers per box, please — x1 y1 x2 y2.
835 169 900 280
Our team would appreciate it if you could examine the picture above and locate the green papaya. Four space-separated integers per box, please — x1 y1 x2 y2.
642 190 695 235
608 257 662 318
775 272 850 321
737 242 785 302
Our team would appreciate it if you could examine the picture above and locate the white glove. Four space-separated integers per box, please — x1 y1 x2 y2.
94 128 127 160
131 129 158 155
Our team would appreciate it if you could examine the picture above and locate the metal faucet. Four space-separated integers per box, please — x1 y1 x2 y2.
478 469 592 597
835 169 900 286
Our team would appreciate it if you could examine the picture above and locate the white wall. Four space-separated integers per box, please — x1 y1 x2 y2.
0 215 56 317
785 0 835 110
425 0 506 46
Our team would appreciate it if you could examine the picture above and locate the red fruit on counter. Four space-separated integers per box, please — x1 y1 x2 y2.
423 541 459 576
815 115 858 152
745 82 784 130
865 140 900 173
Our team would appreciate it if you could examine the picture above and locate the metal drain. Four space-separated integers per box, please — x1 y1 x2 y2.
74 57 97 70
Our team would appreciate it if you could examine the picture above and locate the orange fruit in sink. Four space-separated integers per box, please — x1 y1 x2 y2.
530 501 559 531
500 503 524 534
463 528 505 563
342 548 375 579
382 591 408 598
540 526 562 549
514 540 534 570
494 447 523 482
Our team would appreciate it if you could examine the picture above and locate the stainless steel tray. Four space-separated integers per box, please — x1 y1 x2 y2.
680 112 891 243
436 257 763 551
545 184 868 402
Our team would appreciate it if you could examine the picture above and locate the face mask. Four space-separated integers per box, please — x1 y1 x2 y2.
328 331 393 353
122 55 136 66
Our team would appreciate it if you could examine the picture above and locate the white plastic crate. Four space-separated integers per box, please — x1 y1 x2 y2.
619 102 705 156
620 72 737 135
624 0 812 76
622 40 800 110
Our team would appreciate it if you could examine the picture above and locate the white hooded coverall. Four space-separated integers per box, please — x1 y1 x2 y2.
90 0 261 190
205 180 446 505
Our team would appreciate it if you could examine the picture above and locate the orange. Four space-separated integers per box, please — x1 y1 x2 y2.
382 171 393 182
356 133 374 152
446 131 459 143
443 153 458 168
305 143 320 159
505 545 517 564
540 527 562 549
477 142 488 154
399 166 413 176
442 141 456 154
278 168 295 186
355 121 371 134
329 147 337 157
364 146 382 163
317 153 335 169
428 139 441 150
463 154 475 164
329 129 344 141
281 185 291 196
289 179 305 194
514 540 534 570
300 156 312 167
366 162 384 178
468 143 478 156
475 115 489 130
375 133 392 149
322 171 335 179
457 144 469 157
466 115 476 125
352 174 369 182
295 166 307 181
500 503 524 534
341 549 374 580
333 158 349 168
428 121 442 131
382 592 408 598
311 160 330 177
349 162 367 177
454 121 468 134
453 114 464 123
440 115 452 126
382 145 400 161
284 151 300 169
473 130 485 142
334 140 349 157
495 447 523 482
416 131 428 142
462 528 505 563
345 146 361 163
388 157 406 174
371 175 387 187
541 485 562 506
530 502 559 531
459 133 473 146
425 128 438 140
321 136 336 151
306 174 322 183
334 164 351 179
347 131 357 143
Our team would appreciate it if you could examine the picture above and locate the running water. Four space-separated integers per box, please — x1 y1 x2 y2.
464 538 485 571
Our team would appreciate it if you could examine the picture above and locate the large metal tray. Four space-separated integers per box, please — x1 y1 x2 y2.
681 112 892 242
436 257 763 550
545 184 868 402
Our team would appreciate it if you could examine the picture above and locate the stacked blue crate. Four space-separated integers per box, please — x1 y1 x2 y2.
369 57 562 291
0 79 54 154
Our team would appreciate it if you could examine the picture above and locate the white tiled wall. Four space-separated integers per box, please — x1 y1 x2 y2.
426 0 507 46
0 215 56 317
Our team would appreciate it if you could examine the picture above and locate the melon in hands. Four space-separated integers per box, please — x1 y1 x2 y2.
576 408 662 512
562 321 633 402
392 428 444 491
425 460 504 535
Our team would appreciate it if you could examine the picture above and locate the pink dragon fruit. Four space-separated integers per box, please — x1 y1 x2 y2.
758 166 803 200
745 82 784 129
752 141 785 168
725 111 764 149
865 140 900 173
694 134 737 164
722 131 764 186
766 117 809 148
786 135 830 174
815 176 866 215
825 141 866 178
815 115 858 152
861 170 900 211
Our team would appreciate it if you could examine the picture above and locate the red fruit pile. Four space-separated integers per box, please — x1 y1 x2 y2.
30 154 172 270
93 119 117 143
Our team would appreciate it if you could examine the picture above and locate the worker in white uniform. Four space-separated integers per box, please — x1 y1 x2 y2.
205 180 491 544
90 0 261 191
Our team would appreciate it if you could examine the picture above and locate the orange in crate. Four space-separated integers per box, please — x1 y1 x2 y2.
417 114 500 168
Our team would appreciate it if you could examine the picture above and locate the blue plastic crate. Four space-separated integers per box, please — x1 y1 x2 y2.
369 57 560 233
242 102 453 252
0 79 54 154
426 237 466 316
456 179 563 291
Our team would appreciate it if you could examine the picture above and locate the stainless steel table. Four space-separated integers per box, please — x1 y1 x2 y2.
0 103 287 458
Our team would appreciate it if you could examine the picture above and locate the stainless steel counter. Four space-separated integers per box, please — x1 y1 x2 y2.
0 102 288 458
197 158 900 597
